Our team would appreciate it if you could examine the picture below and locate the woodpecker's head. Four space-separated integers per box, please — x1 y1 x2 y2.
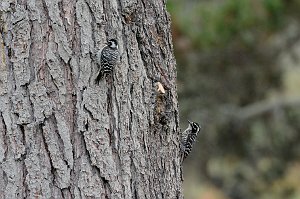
188 120 201 134
107 39 118 49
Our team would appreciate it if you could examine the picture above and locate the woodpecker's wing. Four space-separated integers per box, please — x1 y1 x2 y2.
100 47 119 72
100 46 110 71
181 128 190 150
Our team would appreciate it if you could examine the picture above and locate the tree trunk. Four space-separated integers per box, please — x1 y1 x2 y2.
0 0 181 198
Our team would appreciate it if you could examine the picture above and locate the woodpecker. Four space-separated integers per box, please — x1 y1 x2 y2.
181 120 201 161
95 39 119 83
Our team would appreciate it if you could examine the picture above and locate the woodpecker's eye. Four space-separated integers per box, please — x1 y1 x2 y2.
192 122 200 131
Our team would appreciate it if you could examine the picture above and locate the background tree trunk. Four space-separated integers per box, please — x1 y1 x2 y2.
0 0 182 198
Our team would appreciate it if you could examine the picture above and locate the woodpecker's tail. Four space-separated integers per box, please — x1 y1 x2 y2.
95 70 104 84
180 146 186 163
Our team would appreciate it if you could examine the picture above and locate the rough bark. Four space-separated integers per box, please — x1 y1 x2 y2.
0 0 182 198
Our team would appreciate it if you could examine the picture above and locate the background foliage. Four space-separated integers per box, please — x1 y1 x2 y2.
167 0 300 198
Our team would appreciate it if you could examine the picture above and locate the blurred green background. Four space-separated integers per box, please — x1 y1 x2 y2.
167 0 300 199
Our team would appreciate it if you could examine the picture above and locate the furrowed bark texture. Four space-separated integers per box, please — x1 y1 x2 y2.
0 0 182 198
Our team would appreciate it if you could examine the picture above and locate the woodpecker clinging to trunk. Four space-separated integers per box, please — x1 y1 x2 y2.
181 120 201 161
95 39 119 83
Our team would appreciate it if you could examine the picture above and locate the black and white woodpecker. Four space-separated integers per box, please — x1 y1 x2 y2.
181 120 201 161
95 39 119 83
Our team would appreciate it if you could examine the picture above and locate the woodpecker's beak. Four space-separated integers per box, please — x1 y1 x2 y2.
188 120 192 124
